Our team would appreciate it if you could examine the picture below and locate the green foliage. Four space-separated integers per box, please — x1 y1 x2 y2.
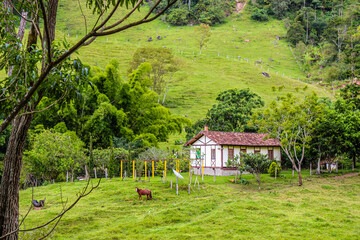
23 130 86 182
252 92 324 185
197 5 226 25
156 160 165 177
153 0 231 26
166 8 190 26
92 147 127 177
186 89 264 140
340 84 360 109
287 22 305 46
268 161 282 177
195 23 211 54
242 152 271 190
251 8 269 22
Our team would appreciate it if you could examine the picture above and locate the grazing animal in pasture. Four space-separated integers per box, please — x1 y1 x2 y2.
254 58 262 64
261 72 270 78
135 187 152 200
32 198 46 208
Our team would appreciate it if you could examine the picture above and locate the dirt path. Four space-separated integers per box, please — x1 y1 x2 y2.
331 172 360 180
235 0 247 13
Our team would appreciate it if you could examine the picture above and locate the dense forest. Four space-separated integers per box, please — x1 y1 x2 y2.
249 0 360 83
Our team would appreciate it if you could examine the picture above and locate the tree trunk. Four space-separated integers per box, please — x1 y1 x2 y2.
85 165 89 180
352 155 356 170
235 169 237 183
297 166 303 186
256 174 261 190
316 157 321 175
0 112 33 240
71 168 74 182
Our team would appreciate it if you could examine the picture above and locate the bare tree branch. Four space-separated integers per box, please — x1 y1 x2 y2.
77 0 88 34
39 0 52 64
0 179 101 239
17 89 68 117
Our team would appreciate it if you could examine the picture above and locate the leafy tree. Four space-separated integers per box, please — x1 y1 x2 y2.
242 153 271 190
0 0 177 238
252 92 324 186
23 130 86 183
196 23 211 54
186 89 264 140
340 83 360 109
128 47 184 104
287 21 306 45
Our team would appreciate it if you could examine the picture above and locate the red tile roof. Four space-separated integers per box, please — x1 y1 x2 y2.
184 131 281 147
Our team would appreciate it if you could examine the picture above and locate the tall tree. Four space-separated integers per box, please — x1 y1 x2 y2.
0 1 177 239
252 92 324 186
128 47 184 104
195 23 211 54
186 88 264 140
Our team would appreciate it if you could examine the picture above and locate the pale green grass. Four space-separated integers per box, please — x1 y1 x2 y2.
54 2 333 122
19 170 360 239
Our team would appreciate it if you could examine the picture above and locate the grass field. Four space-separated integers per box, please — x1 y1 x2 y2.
19 170 360 239
55 1 333 121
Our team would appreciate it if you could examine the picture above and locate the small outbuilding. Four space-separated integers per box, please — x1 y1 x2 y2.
184 127 281 176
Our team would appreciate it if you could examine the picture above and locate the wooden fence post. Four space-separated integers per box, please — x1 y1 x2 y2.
121 161 123 179
176 177 179 195
133 161 135 179
94 168 97 179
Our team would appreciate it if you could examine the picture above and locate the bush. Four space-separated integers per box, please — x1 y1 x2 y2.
238 178 249 185
251 8 269 21
268 162 282 177
156 160 165 177
166 8 190 26
198 6 226 25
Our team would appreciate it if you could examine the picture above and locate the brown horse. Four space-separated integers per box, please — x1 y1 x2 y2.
135 187 152 200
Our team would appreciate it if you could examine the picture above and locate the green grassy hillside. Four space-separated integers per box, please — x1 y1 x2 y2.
54 1 332 122
19 171 360 239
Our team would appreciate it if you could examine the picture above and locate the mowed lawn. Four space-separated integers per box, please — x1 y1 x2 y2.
19 170 360 239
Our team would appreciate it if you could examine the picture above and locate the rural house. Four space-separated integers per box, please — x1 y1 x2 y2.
184 127 281 176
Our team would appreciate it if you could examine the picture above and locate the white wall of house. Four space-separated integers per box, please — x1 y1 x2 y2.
190 139 281 174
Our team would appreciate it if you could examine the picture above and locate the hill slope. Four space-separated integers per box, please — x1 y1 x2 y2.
55 1 332 122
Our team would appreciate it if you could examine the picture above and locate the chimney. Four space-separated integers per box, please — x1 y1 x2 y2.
204 125 208 131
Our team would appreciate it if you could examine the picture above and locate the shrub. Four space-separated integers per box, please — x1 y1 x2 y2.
198 6 226 25
166 8 190 26
251 8 269 21
268 162 282 177
239 178 249 185
156 160 165 177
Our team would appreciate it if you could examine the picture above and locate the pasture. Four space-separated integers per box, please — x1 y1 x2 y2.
19 170 360 239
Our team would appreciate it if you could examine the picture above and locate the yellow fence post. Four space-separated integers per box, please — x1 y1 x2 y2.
121 160 123 178
145 161 147 181
165 160 167 179
133 160 135 179
152 161 154 178
189 159 191 178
